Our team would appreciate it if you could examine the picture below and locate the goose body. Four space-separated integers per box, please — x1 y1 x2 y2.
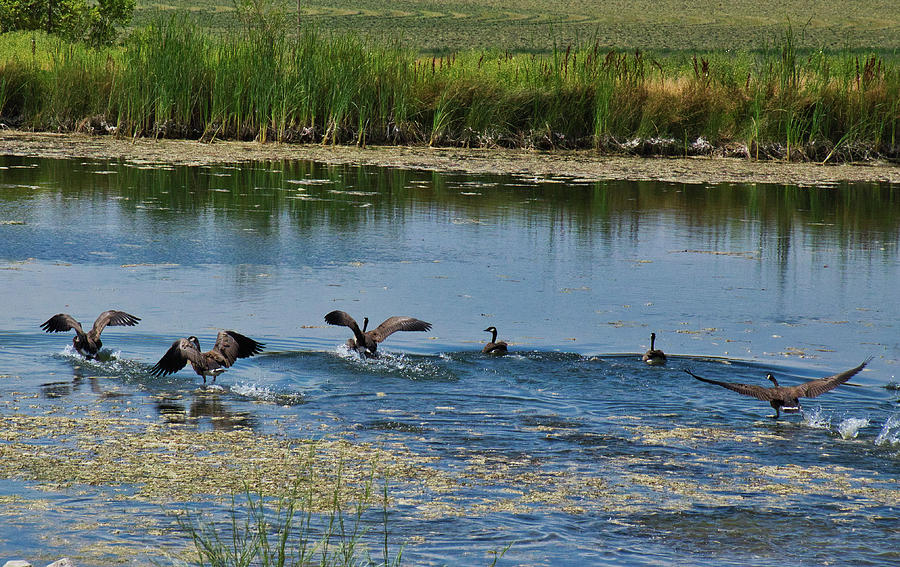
150 330 264 382
324 310 431 358
482 326 508 354
41 310 141 358
686 358 870 419
642 332 666 366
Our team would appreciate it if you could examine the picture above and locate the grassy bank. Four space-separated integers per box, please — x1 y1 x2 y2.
1 21 898 161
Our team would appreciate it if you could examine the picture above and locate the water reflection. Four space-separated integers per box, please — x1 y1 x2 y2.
153 391 256 430
2 156 898 265
40 356 132 398
1 154 899 566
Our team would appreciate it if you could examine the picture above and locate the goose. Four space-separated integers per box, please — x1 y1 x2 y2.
150 330 264 382
324 310 431 358
685 358 871 419
482 326 508 354
642 332 666 365
41 310 141 358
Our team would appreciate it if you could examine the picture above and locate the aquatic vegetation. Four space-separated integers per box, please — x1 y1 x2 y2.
173 468 403 567
0 21 897 160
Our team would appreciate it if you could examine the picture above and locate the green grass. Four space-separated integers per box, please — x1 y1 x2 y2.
132 0 900 54
172 460 512 567
173 465 405 567
1 16 898 160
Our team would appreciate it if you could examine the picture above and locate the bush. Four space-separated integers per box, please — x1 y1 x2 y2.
0 0 134 45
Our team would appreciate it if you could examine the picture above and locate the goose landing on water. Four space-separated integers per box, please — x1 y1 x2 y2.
482 326 508 354
324 310 431 358
150 330 264 383
685 358 871 419
642 332 666 366
41 310 141 359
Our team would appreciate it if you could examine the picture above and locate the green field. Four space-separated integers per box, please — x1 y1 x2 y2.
134 0 900 53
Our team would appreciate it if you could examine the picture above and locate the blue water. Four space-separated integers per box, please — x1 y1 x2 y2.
0 155 898 566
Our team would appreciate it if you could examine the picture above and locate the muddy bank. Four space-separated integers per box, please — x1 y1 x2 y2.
1 131 898 185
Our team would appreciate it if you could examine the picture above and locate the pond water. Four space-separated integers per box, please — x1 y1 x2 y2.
0 155 898 566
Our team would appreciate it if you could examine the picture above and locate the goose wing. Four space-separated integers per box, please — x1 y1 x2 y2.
211 330 264 366
41 313 83 334
685 370 775 401
91 310 141 337
324 310 360 331
484 342 508 354
796 358 871 398
368 316 432 343
150 338 202 377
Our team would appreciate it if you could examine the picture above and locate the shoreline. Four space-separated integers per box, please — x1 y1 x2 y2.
2 131 898 185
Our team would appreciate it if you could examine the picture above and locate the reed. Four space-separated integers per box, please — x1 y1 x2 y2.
0 21 897 160
173 461 405 567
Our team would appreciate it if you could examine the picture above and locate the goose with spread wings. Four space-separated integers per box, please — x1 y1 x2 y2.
685 358 871 419
324 310 431 358
41 310 141 358
150 330 264 382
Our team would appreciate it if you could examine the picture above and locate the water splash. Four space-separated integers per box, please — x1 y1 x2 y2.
332 345 456 381
874 414 900 446
231 382 305 406
801 407 831 429
836 417 870 440
59 345 147 378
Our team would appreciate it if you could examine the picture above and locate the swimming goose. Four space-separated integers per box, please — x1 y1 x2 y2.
150 330 264 382
685 358 871 419
324 310 431 358
642 332 666 365
482 326 508 354
41 310 141 358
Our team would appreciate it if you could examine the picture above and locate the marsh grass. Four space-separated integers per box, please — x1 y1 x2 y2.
0 20 897 160
174 462 405 567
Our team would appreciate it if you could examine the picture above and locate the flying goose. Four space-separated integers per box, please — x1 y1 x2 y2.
642 332 666 366
150 330 264 382
685 358 871 419
482 326 508 354
324 310 431 358
41 310 141 358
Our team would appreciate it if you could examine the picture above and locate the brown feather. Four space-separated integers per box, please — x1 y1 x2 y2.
686 358 871 418
41 310 140 358
90 310 141 337
325 311 431 356
40 314 84 335
150 331 263 381
368 316 432 343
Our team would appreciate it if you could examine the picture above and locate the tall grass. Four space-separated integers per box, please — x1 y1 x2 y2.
0 19 898 160
173 462 512 567
174 463 405 567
